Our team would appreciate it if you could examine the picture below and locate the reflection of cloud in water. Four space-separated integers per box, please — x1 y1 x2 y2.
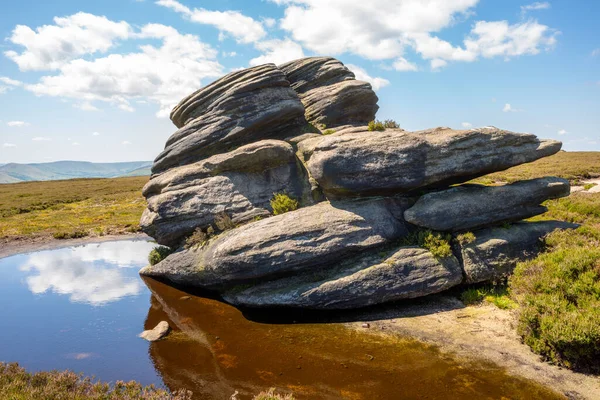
19 241 154 305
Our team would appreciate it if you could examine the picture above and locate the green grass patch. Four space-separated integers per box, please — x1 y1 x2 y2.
254 388 295 400
401 230 453 259
583 183 597 191
0 177 148 239
460 284 517 310
270 193 299 216
471 151 600 185
322 129 335 135
509 192 600 373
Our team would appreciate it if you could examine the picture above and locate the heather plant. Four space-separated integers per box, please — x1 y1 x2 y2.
270 193 299 215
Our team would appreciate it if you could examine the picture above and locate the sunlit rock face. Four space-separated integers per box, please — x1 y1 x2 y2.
140 56 574 310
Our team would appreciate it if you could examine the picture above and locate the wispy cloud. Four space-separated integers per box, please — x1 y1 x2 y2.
558 129 568 135
503 103 522 112
32 137 52 141
521 2 551 16
3 143 17 148
462 122 473 128
7 121 30 127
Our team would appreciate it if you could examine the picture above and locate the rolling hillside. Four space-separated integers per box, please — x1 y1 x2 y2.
0 161 152 183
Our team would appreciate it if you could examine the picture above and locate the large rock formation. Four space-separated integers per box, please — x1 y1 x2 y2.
140 56 576 309
298 126 562 197
141 140 311 247
404 177 570 232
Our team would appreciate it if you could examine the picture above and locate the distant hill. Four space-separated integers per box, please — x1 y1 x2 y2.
0 161 152 184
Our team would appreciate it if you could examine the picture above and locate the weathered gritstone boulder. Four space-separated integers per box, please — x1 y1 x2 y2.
456 221 578 284
152 64 306 173
298 126 562 197
141 140 311 247
280 57 378 128
140 56 571 309
404 177 570 232
140 197 414 288
223 247 462 309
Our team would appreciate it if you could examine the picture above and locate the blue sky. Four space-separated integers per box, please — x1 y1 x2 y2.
0 0 598 164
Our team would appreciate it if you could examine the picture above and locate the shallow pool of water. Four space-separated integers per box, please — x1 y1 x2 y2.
0 240 563 399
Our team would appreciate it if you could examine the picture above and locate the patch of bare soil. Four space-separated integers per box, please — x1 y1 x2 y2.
347 296 600 400
0 233 152 259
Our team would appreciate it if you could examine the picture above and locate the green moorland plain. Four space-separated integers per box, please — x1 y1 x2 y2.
0 151 599 373
0 176 148 240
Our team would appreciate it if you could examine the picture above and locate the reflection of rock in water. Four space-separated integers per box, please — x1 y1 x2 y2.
141 277 563 400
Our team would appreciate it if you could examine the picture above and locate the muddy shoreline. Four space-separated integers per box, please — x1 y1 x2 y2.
2 236 599 399
346 297 600 400
0 233 152 259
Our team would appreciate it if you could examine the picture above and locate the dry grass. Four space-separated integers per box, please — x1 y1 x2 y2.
0 177 148 239
472 151 600 185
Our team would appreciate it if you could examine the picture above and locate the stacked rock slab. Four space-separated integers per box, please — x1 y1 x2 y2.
279 57 378 128
140 56 575 309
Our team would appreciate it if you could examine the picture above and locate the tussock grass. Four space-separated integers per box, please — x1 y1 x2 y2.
401 230 453 259
0 177 147 239
460 284 517 310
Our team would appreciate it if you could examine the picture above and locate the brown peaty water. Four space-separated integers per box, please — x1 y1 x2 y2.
142 277 564 400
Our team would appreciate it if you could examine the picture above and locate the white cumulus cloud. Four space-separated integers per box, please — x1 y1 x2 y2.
10 16 224 118
345 64 390 91
503 103 522 112
4 12 131 71
558 129 568 135
462 122 473 128
156 0 266 44
250 38 305 66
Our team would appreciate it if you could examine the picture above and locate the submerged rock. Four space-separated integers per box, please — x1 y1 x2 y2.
141 140 311 247
139 321 170 342
140 197 414 288
223 247 462 309
280 57 378 127
153 64 306 173
456 221 579 284
298 126 562 197
404 177 570 232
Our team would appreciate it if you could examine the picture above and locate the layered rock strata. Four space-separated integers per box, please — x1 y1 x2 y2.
139 56 575 309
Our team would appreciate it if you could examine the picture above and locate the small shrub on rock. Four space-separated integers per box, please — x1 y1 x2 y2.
270 193 299 215
214 212 235 231
185 228 209 249
383 119 400 129
456 231 476 245
148 246 174 266
401 230 453 259
53 230 88 240
367 120 385 132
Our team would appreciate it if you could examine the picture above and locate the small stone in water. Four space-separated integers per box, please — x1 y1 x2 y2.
139 321 170 342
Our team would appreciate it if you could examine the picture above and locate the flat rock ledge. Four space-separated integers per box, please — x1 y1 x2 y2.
139 56 575 310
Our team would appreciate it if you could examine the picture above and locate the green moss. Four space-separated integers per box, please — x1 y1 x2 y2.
322 129 335 135
148 246 174 266
270 193 299 216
